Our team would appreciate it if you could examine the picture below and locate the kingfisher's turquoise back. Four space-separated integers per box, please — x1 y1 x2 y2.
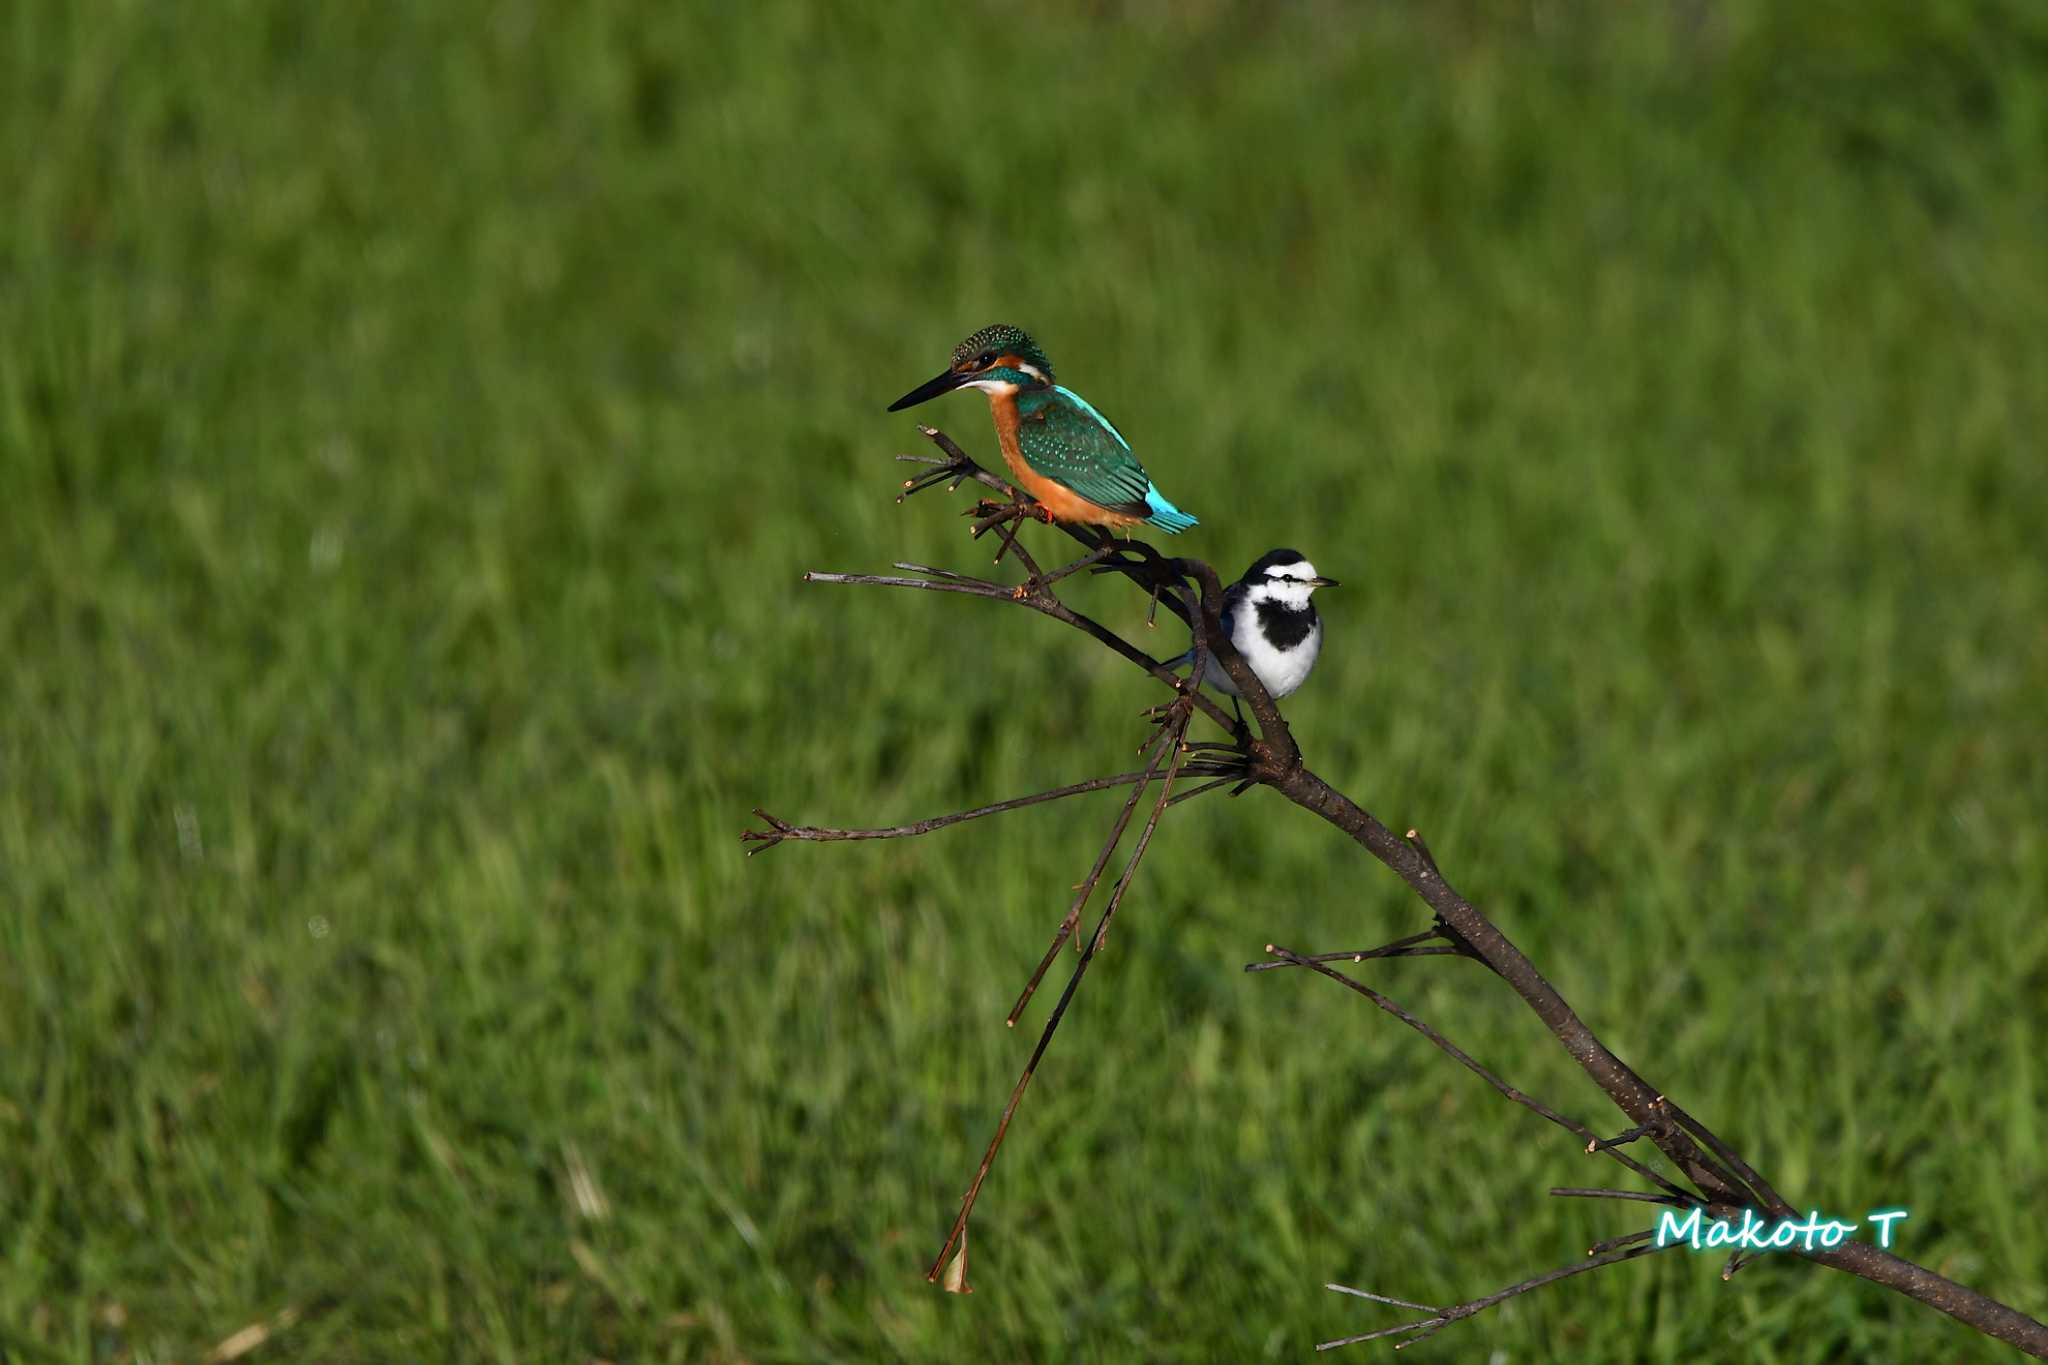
1014 386 1199 532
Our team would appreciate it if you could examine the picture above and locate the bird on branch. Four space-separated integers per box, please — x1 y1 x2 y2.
1174 548 1336 725
887 323 1200 535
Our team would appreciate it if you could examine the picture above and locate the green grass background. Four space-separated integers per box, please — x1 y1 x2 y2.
4 2 2046 1360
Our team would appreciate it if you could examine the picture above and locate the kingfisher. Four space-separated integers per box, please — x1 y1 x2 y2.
1176 548 1337 706
887 324 1199 534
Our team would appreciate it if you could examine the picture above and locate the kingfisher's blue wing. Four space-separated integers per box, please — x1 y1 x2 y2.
1014 388 1154 517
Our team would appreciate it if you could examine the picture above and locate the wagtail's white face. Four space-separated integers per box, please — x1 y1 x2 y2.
1245 554 1336 611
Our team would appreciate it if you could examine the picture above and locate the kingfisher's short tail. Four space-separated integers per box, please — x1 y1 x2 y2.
1142 485 1198 534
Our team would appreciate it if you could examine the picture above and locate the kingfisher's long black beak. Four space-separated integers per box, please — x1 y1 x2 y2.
1309 576 1340 588
887 368 969 412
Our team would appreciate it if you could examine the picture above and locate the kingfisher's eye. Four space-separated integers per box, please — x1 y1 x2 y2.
976 351 996 368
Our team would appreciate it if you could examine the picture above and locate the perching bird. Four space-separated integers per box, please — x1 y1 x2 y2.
887 324 1199 534
1178 549 1337 708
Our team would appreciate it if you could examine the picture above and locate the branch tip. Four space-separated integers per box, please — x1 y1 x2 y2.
938 1234 971 1294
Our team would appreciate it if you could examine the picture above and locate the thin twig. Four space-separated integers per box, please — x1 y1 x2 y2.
1317 1238 1674 1352
803 564 1237 732
1403 827 1442 877
803 570 1008 597
890 560 990 582
1242 928 1450 973
1655 1096 1792 1215
1245 947 1464 972
740 770 1159 855
1324 1284 1442 1314
1260 947 1694 1204
1549 1187 1695 1209
1031 541 1122 591
1007 757 1170 1025
928 713 1192 1289
1165 776 1241 807
1588 1228 1655 1257
1588 1124 1654 1154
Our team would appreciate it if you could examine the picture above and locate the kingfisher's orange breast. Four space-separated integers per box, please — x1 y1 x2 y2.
986 393 1142 529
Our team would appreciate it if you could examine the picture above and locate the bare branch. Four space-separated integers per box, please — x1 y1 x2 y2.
1588 1123 1654 1154
1587 1228 1656 1257
1241 928 1457 973
803 570 1006 597
1271 767 1759 1199
1549 1187 1694 1209
1323 1284 1442 1314
1317 1239 1675 1352
741 771 1163 855
1259 946 1695 1204
1402 827 1442 877
1165 775 1241 807
1030 541 1124 591
1654 1094 1791 1213
927 713 1194 1289
802 563 1239 733
1006 753 1179 1026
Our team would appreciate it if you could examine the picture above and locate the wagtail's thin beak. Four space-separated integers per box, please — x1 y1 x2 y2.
1309 576 1340 588
887 368 969 412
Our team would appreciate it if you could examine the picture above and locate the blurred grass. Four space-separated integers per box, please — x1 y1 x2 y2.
3 1 2046 1360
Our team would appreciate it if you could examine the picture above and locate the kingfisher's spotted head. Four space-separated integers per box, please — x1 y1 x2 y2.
888 323 1055 412
948 324 1053 384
